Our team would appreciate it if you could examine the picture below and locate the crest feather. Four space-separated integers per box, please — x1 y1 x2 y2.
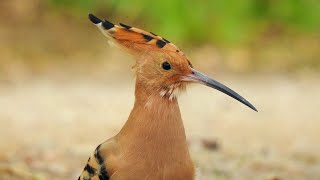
88 13 182 54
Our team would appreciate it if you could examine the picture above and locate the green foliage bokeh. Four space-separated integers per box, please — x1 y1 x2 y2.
49 0 320 45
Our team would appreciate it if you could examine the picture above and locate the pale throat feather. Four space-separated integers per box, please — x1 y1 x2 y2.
159 82 186 101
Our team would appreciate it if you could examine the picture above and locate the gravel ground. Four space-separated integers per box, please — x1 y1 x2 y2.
0 75 319 180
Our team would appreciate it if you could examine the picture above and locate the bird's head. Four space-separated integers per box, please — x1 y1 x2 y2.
88 14 257 111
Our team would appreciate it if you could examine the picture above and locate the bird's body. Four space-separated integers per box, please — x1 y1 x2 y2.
80 87 194 180
79 14 256 180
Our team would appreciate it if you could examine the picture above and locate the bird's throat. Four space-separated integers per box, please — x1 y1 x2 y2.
117 84 190 160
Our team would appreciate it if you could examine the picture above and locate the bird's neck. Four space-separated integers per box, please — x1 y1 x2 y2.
117 82 190 157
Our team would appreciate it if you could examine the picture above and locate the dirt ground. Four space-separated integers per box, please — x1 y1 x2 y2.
0 74 319 180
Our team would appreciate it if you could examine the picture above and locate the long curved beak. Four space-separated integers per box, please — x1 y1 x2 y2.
182 69 257 111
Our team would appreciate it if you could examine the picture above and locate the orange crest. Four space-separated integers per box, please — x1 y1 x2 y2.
88 14 188 57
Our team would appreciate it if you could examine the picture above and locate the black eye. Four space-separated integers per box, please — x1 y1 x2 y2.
162 61 171 70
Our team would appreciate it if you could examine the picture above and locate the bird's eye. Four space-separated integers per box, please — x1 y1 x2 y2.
162 61 171 70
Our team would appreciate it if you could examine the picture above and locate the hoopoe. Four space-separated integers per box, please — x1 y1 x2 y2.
79 14 257 180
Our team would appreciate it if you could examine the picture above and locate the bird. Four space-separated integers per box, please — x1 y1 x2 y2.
78 13 257 180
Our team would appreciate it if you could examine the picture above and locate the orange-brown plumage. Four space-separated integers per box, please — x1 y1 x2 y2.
79 14 257 180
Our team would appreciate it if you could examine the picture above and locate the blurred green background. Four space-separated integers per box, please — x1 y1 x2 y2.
0 0 319 77
1 1 320 180
50 0 320 44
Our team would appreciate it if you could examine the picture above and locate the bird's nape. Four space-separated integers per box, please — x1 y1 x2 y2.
182 69 257 111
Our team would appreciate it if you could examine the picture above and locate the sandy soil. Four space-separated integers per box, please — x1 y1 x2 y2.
0 75 319 180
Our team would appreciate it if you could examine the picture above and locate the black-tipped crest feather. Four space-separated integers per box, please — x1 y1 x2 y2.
102 20 114 30
143 34 153 42
119 23 132 29
156 40 166 48
88 13 114 30
88 13 102 24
